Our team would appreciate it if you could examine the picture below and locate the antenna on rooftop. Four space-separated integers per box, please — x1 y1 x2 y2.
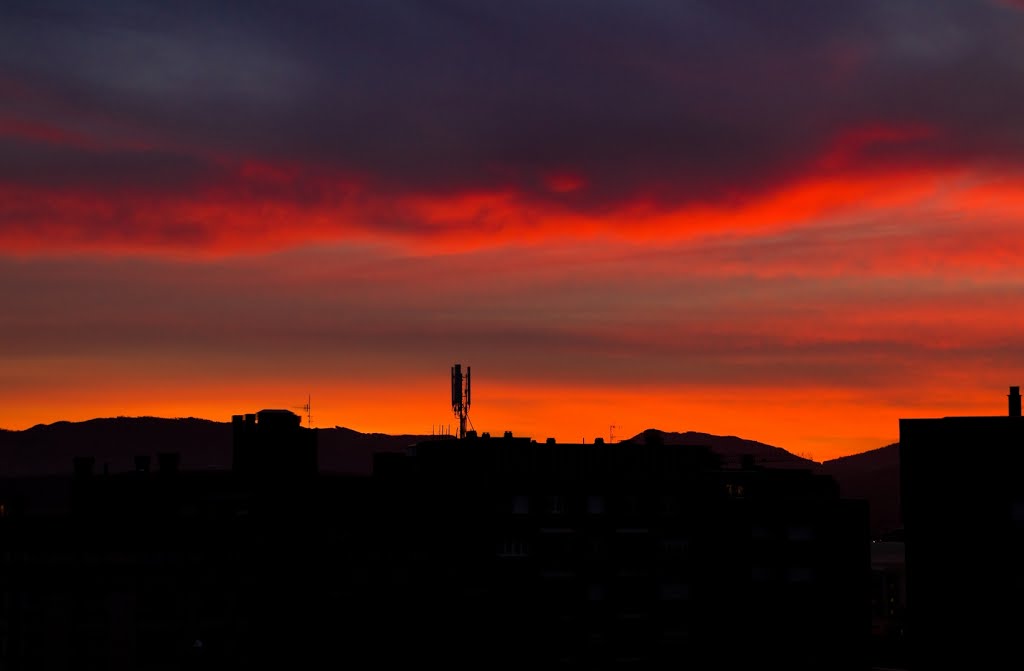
293 394 312 428
451 364 472 439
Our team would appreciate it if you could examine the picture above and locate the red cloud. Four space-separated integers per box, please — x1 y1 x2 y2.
0 114 1022 260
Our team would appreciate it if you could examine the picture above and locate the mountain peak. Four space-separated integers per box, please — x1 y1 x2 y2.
622 428 819 469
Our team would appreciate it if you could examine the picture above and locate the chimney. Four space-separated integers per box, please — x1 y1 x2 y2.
1011 386 1022 417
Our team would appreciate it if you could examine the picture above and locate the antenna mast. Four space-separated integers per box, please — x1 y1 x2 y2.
451 363 471 439
294 395 312 428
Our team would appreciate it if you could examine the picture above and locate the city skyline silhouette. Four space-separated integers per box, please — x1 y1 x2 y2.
1 401 877 669
6 382 1024 668
3 2 1024 668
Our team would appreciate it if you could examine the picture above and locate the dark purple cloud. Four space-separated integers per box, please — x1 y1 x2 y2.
1 0 1023 217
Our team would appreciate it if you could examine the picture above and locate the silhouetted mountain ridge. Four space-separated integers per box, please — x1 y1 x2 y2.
821 442 899 471
622 428 820 469
625 429 901 537
820 443 901 537
0 416 433 477
0 416 230 477
0 417 902 536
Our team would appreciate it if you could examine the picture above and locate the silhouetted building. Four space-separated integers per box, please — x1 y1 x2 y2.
870 536 907 667
1 410 322 670
368 434 871 670
900 386 1024 669
0 421 870 670
231 409 317 479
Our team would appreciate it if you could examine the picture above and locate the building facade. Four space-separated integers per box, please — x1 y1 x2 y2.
1 419 871 669
368 434 871 669
899 386 1024 669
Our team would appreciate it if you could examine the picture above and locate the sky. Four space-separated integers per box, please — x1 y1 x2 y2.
2 0 1024 461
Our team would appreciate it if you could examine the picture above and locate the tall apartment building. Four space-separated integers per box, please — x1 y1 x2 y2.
900 386 1024 669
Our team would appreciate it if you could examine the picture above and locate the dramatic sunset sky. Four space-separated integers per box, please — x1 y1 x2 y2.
3 1 1024 460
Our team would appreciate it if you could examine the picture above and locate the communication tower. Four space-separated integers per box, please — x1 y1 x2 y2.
451 363 472 439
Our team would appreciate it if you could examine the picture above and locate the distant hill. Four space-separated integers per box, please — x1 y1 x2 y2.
0 421 819 477
820 443 901 537
0 417 233 477
0 417 902 537
318 426 440 474
0 416 432 477
620 428 820 470
624 429 901 538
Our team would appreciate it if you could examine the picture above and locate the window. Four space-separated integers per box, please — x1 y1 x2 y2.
659 494 679 515
787 567 815 583
498 540 528 557
512 495 529 515
661 537 688 557
787 525 813 541
587 495 605 515
725 483 745 498
588 538 608 558
663 624 689 642
658 583 690 601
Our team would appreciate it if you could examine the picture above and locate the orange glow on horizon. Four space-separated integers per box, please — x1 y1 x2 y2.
3 374 1020 463
4 128 1024 463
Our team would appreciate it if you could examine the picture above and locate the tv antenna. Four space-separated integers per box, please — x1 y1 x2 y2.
293 394 312 428
610 424 620 443
451 363 472 439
